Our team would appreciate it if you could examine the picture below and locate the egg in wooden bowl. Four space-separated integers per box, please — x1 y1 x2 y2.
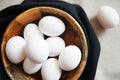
1 7 88 80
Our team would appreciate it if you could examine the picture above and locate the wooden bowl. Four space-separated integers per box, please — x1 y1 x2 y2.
1 7 88 80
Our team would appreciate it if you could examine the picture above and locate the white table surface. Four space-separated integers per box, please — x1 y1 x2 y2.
0 0 120 80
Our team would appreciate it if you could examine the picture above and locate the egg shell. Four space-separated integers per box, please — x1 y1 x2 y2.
97 6 119 28
25 36 49 63
5 36 26 64
38 16 65 36
41 58 62 80
46 37 65 57
23 57 42 74
23 23 44 41
59 45 81 71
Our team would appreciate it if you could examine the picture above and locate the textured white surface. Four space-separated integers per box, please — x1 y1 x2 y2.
0 0 23 11
0 0 120 80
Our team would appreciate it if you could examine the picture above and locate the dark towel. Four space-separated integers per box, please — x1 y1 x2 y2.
0 0 100 80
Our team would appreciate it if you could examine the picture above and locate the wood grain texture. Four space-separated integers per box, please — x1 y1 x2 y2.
1 7 88 80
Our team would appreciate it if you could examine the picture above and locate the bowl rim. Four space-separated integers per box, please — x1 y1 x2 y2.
1 6 88 80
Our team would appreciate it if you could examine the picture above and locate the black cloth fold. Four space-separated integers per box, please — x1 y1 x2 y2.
0 0 100 80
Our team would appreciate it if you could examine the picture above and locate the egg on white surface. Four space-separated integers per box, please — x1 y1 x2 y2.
59 45 81 71
23 57 42 74
41 58 62 80
5 36 26 64
97 6 119 28
38 16 65 36
25 36 49 63
23 23 44 41
46 37 65 57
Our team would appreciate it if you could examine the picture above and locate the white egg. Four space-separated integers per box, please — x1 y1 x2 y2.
5 36 26 64
38 16 65 36
25 36 49 63
46 37 65 57
97 6 119 28
41 58 62 80
23 57 42 74
59 45 81 71
23 23 44 41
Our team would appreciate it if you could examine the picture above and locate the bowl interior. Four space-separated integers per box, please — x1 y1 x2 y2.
1 7 88 80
